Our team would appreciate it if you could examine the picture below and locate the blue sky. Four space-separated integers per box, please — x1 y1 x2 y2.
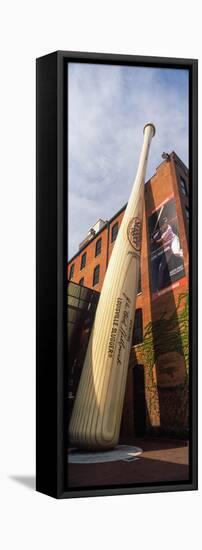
68 63 189 259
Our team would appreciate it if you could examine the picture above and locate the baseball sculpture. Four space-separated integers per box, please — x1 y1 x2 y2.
69 123 156 450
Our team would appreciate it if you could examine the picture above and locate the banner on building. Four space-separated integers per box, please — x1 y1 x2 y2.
148 196 185 295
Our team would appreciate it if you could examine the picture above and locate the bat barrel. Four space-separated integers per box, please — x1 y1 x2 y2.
69 123 156 450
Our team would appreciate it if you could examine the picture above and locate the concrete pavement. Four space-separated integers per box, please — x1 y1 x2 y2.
67 437 189 488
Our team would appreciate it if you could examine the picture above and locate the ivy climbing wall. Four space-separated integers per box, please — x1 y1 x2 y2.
129 291 189 436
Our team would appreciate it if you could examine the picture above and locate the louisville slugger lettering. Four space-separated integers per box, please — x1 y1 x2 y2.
69 123 156 450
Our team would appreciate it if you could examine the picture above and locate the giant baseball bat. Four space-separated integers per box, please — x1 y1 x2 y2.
69 123 156 450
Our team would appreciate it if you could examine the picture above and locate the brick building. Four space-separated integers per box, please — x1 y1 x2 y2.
67 151 189 439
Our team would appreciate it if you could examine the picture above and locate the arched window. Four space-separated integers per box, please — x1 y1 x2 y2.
95 237 102 257
111 222 119 243
80 252 87 270
69 264 75 279
93 265 100 287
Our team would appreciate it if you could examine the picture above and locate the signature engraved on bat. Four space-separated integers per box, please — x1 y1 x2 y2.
116 293 132 367
127 217 142 252
108 292 133 365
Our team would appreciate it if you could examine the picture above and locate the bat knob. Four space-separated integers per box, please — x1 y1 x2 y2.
143 122 156 137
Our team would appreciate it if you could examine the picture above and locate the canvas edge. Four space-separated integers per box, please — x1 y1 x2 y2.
36 51 198 499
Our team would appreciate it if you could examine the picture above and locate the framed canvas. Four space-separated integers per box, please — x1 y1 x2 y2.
36 50 198 499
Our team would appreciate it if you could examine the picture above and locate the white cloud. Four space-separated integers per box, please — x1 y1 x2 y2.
68 63 189 259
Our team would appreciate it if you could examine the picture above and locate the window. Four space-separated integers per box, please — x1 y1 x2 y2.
111 222 118 243
79 277 84 286
132 309 143 346
69 264 74 279
80 252 87 270
180 176 187 196
185 206 189 221
137 271 141 294
95 237 102 257
93 265 100 286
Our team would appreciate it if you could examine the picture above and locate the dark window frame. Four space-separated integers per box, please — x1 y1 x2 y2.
95 237 102 257
93 264 100 287
180 176 187 196
185 206 189 221
80 252 87 270
69 264 75 279
111 222 119 243
137 270 142 294
132 308 143 346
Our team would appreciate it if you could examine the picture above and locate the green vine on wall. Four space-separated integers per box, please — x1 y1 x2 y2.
138 291 189 383
134 292 189 428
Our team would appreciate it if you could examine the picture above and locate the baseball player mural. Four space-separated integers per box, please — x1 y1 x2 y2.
149 197 185 294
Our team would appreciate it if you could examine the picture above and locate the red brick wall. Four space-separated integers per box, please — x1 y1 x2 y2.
108 209 125 261
143 157 189 326
126 157 189 435
67 225 109 293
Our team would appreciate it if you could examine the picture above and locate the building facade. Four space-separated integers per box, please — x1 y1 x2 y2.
67 152 189 439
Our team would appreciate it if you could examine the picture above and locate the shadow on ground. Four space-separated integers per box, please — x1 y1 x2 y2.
9 475 35 491
68 438 189 488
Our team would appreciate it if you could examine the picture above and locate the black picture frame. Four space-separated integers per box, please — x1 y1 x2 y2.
36 50 198 499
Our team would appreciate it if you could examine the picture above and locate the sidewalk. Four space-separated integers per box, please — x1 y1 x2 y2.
67 438 189 488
